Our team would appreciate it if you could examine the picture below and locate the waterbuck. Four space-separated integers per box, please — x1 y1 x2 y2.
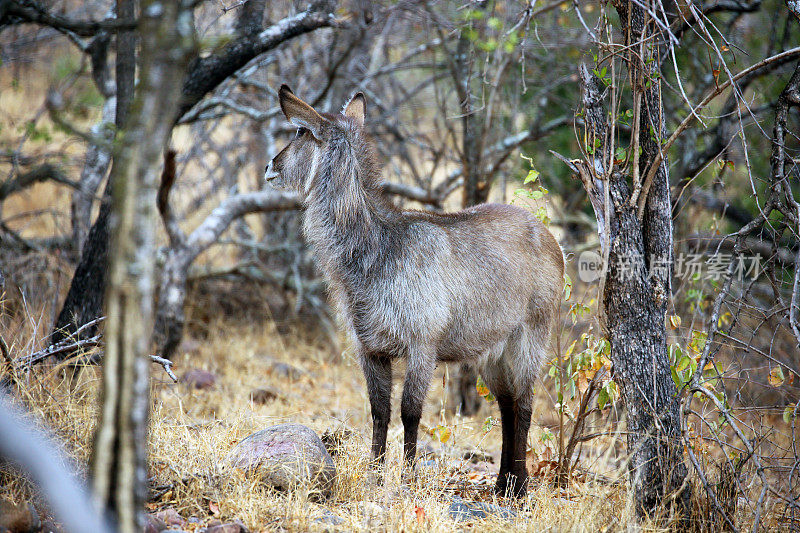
265 85 564 497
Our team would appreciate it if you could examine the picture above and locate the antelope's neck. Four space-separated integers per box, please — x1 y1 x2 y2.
303 164 398 281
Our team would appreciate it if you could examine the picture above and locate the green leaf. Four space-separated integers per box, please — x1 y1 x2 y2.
784 404 796 424
671 366 682 387
524 168 540 184
597 388 609 410
534 206 550 225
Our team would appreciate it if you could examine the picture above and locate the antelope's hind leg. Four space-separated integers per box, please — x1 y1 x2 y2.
483 329 535 498
361 353 392 467
494 391 532 497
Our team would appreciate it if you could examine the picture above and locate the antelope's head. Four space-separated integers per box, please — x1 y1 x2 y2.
265 85 366 195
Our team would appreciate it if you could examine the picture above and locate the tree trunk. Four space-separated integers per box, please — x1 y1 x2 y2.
610 0 689 516
571 0 689 514
50 0 136 349
89 1 194 530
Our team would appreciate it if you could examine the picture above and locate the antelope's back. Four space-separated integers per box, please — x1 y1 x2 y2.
407 202 563 336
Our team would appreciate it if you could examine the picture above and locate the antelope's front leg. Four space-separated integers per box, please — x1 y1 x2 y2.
400 351 435 467
361 353 392 465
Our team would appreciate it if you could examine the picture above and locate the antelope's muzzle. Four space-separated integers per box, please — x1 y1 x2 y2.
264 160 279 182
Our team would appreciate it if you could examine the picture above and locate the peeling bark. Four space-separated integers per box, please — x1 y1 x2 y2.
89 1 194 530
570 3 690 514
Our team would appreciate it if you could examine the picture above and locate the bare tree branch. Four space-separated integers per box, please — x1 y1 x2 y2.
0 1 136 36
177 0 342 120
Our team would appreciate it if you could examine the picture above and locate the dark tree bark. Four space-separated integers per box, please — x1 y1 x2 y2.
50 0 137 348
564 0 691 513
89 0 194 530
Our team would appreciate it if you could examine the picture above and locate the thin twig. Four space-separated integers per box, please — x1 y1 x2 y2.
636 46 800 218
149 355 178 383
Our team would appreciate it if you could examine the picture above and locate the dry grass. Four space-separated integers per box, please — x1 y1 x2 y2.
1 308 647 532
1 275 791 531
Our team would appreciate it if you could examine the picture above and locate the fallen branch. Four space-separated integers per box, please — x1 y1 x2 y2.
149 355 177 382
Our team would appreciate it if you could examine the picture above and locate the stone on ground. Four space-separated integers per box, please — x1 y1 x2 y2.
448 496 517 522
226 423 336 497
181 368 217 389
0 499 39 533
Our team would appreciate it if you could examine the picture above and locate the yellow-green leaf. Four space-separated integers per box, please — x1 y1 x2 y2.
564 339 578 359
784 404 796 424
475 377 495 402
433 425 451 443
524 168 540 184
768 367 785 387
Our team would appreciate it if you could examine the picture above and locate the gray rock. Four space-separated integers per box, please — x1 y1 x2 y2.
205 521 249 533
271 362 306 380
249 388 281 404
258 355 307 380
144 515 166 533
181 368 217 389
315 510 344 526
227 423 337 497
0 499 40 533
150 508 185 527
448 496 517 522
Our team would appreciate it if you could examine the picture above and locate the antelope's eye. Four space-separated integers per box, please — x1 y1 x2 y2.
295 127 307 139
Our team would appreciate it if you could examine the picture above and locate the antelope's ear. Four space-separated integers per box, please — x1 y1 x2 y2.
343 92 366 127
279 84 326 139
